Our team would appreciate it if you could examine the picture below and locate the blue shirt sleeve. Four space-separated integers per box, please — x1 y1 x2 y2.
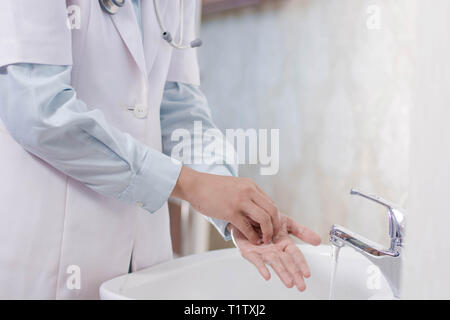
0 63 182 213
160 81 238 241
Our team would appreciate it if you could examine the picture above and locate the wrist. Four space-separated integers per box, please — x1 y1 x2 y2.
171 166 199 201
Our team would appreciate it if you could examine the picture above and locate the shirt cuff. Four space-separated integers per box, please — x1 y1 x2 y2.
209 218 231 241
118 149 182 213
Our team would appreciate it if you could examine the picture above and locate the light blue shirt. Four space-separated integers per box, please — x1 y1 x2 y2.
132 0 142 30
0 1 234 240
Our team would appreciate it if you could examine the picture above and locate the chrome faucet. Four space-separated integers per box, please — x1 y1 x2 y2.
329 189 405 298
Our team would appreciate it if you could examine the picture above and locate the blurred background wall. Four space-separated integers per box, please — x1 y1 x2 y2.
402 0 450 299
197 0 415 250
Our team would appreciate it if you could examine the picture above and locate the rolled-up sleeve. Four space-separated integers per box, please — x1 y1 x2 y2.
160 81 238 240
0 63 182 213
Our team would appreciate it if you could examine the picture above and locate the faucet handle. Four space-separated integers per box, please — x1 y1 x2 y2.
350 189 399 210
350 188 405 251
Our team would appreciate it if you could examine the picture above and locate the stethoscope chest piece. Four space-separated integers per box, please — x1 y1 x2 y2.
99 0 125 15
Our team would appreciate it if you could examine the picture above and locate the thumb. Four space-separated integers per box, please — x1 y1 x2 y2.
287 216 322 246
234 216 262 245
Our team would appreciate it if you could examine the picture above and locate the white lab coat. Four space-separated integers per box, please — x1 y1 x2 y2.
0 0 200 299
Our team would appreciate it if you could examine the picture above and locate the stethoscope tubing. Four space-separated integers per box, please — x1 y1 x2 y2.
99 0 202 49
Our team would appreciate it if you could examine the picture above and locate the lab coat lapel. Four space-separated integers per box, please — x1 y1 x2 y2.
110 1 147 76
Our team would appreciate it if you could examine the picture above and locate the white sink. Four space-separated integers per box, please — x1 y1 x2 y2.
100 245 393 300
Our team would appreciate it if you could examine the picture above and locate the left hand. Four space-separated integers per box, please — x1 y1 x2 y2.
230 214 321 291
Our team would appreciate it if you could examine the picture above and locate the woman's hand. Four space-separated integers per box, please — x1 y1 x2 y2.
230 214 321 291
171 166 280 245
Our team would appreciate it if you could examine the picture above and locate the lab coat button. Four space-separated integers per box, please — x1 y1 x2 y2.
136 202 144 208
133 104 148 119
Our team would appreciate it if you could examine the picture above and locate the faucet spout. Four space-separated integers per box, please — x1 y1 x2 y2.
330 224 402 298
330 225 399 257
329 189 405 298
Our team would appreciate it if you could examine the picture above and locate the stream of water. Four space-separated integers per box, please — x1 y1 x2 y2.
328 245 341 300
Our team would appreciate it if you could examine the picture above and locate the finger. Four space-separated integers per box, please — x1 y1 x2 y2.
280 252 306 291
252 186 280 236
286 216 322 246
251 190 280 238
234 216 262 245
286 244 311 279
242 202 273 244
264 254 294 288
242 251 271 281
254 183 272 201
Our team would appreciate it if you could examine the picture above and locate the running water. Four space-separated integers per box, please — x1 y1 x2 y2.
328 245 341 300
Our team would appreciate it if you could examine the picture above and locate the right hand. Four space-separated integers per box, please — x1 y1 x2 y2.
171 166 280 244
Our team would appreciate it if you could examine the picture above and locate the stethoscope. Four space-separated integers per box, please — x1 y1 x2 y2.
99 0 202 49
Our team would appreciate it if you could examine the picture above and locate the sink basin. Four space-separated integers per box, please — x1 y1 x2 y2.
100 245 393 300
